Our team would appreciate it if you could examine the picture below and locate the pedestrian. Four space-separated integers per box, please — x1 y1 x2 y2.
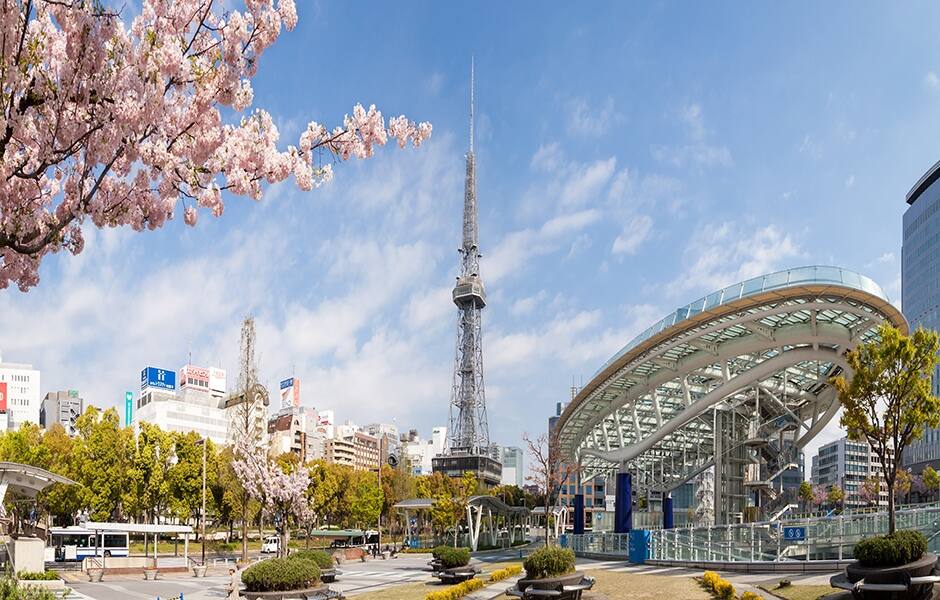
227 567 240 600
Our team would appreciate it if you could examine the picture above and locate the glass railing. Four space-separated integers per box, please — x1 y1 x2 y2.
593 266 889 378
567 503 940 562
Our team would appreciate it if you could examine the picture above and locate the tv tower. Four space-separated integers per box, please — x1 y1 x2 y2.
433 59 502 487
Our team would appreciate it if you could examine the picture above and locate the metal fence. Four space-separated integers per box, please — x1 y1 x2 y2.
567 503 940 562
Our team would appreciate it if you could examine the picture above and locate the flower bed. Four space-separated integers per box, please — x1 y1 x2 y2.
425 578 484 600
488 564 522 583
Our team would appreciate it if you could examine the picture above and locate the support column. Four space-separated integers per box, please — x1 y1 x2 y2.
573 494 585 535
614 471 632 533
663 495 674 529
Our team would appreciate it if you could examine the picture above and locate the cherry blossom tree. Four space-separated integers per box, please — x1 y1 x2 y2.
859 477 881 507
231 436 310 557
811 484 828 509
0 0 431 291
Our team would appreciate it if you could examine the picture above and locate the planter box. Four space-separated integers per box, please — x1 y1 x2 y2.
513 572 594 600
242 585 344 600
320 568 337 583
192 565 208 578
20 579 65 591
835 552 939 600
143 569 159 581
436 565 481 584
87 569 103 582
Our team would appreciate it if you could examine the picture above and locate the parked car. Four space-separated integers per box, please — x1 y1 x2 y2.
261 535 280 554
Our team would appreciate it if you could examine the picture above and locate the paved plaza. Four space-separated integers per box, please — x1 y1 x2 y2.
59 551 844 600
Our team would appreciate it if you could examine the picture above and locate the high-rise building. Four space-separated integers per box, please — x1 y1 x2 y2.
810 437 892 508
903 160 940 472
0 355 41 430
402 427 447 476
433 62 501 488
325 437 355 467
135 364 230 445
40 390 83 436
500 447 524 487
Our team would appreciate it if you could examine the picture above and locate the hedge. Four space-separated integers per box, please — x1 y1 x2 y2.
488 564 522 583
424 578 485 600
701 571 735 600
290 549 335 570
436 546 471 569
854 530 927 567
16 572 58 581
523 546 576 579
741 592 762 600
242 557 320 592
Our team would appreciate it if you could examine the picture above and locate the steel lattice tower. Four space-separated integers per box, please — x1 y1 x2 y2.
447 60 490 456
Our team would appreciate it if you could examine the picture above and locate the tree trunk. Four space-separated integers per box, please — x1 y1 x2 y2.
241 504 248 562
887 482 896 535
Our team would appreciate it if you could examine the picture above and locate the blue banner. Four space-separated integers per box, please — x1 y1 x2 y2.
140 367 176 391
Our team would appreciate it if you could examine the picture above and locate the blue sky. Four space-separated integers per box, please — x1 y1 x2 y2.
2 2 939 463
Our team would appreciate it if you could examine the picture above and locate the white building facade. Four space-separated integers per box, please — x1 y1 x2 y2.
810 436 892 508
0 356 40 430
135 365 231 445
402 426 447 476
500 446 524 487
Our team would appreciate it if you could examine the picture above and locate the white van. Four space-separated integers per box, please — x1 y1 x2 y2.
261 535 280 554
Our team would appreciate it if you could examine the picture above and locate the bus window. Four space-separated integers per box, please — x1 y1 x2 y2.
104 534 126 548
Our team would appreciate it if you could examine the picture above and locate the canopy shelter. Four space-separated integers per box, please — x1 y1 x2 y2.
394 496 530 551
81 521 194 567
531 506 569 540
0 462 74 504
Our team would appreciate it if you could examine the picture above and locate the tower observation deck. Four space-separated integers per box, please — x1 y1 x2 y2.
433 60 502 488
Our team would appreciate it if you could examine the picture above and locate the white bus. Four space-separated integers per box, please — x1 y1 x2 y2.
48 527 129 561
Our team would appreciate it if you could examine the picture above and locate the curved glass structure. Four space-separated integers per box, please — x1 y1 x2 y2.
557 266 904 525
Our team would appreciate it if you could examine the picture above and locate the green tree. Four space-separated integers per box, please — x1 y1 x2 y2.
827 485 845 508
923 466 940 500
72 407 133 521
40 424 80 525
123 422 173 522
798 481 813 512
167 431 204 522
348 470 383 529
834 323 940 534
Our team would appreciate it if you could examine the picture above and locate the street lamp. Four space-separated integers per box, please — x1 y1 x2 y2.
195 437 208 565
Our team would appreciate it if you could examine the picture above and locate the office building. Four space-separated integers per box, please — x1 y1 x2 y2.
500 446 524 487
40 390 83 436
810 437 891 508
0 355 41 430
903 160 940 471
402 427 448 476
325 437 355 467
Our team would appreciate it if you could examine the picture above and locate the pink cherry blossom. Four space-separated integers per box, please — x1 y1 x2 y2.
0 1 432 291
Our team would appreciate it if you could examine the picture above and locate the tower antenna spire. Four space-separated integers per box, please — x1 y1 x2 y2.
469 56 474 154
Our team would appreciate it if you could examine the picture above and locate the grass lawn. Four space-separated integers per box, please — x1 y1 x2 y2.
346 582 442 600
759 584 843 600
584 569 710 599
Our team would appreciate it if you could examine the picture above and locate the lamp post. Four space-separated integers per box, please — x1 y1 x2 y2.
196 437 208 565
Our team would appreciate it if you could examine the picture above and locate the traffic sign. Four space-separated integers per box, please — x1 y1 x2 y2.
783 526 806 541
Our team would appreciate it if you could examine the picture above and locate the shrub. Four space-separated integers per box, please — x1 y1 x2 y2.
290 550 334 570
436 546 471 569
741 592 762 600
700 571 735 600
16 572 58 581
523 546 576 579
0 577 58 599
488 564 522 582
241 557 320 592
425 578 485 600
853 530 927 566
777 578 792 588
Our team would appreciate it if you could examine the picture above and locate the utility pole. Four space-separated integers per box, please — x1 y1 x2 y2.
201 437 207 565
377 435 383 552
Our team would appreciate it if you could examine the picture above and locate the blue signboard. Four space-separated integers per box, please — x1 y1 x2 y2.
783 526 806 541
140 367 176 391
280 378 294 390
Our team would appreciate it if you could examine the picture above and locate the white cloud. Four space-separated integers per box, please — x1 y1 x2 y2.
651 103 732 169
567 96 618 137
425 71 445 95
530 142 563 172
664 222 804 299
612 215 653 255
510 290 549 317
845 174 855 188
486 209 600 283
925 71 940 91
799 134 823 159
560 157 617 208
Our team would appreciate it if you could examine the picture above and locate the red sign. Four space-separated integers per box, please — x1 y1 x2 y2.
0 382 7 413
